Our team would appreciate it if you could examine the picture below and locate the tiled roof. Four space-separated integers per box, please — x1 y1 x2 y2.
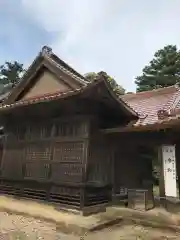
102 113 180 134
2 79 180 130
1 46 180 131
0 74 138 117
0 88 83 110
121 85 180 126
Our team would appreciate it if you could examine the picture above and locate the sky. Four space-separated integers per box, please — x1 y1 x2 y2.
0 1 180 92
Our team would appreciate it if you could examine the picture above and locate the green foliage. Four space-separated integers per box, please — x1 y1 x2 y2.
85 72 125 95
0 82 13 95
0 61 25 86
84 72 97 83
135 45 180 92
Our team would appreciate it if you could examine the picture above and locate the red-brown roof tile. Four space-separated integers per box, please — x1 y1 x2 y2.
121 85 180 126
0 88 82 110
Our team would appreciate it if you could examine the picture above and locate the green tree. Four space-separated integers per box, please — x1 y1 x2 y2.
85 72 125 95
135 45 180 92
0 61 25 86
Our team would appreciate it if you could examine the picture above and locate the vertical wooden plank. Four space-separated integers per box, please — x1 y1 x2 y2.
0 134 7 178
158 146 166 208
111 138 119 199
81 120 90 209
82 139 89 183
111 150 115 198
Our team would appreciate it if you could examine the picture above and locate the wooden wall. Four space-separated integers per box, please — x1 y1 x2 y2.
0 113 114 209
87 133 111 184
1 116 90 185
4 113 180 208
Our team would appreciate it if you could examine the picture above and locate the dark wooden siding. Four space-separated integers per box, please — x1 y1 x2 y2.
87 134 111 184
1 117 90 185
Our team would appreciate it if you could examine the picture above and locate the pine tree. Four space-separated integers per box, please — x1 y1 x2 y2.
135 45 180 92
0 61 25 86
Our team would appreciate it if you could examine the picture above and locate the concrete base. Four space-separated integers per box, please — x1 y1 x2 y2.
55 203 107 216
81 204 107 216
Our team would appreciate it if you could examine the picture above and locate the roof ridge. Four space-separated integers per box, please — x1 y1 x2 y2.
123 85 177 100
41 46 88 85
168 88 180 110
160 87 179 112
51 53 88 83
45 55 88 86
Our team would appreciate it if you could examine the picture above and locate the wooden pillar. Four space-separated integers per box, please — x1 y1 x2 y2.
111 151 115 198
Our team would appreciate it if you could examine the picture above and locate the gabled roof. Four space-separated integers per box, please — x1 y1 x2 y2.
4 46 88 105
0 70 138 118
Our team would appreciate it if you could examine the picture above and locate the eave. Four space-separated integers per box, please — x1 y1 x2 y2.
101 114 180 134
0 73 138 121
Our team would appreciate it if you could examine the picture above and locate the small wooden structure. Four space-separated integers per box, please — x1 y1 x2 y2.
0 46 138 213
104 86 180 211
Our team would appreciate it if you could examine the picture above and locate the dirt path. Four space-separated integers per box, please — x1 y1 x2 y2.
0 211 58 239
0 211 180 239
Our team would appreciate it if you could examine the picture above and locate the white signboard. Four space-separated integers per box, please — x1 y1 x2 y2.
162 145 177 197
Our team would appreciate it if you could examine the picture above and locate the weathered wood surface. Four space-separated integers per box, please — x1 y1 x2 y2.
0 114 111 209
2 117 89 182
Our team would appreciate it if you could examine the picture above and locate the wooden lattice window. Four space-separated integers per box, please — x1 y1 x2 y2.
24 162 50 179
24 144 52 180
51 162 82 182
53 142 84 163
26 144 52 162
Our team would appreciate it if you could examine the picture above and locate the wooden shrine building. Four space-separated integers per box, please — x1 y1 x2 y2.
1 46 180 213
0 46 139 213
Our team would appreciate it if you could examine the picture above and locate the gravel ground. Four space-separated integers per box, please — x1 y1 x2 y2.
0 211 58 239
0 211 180 239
